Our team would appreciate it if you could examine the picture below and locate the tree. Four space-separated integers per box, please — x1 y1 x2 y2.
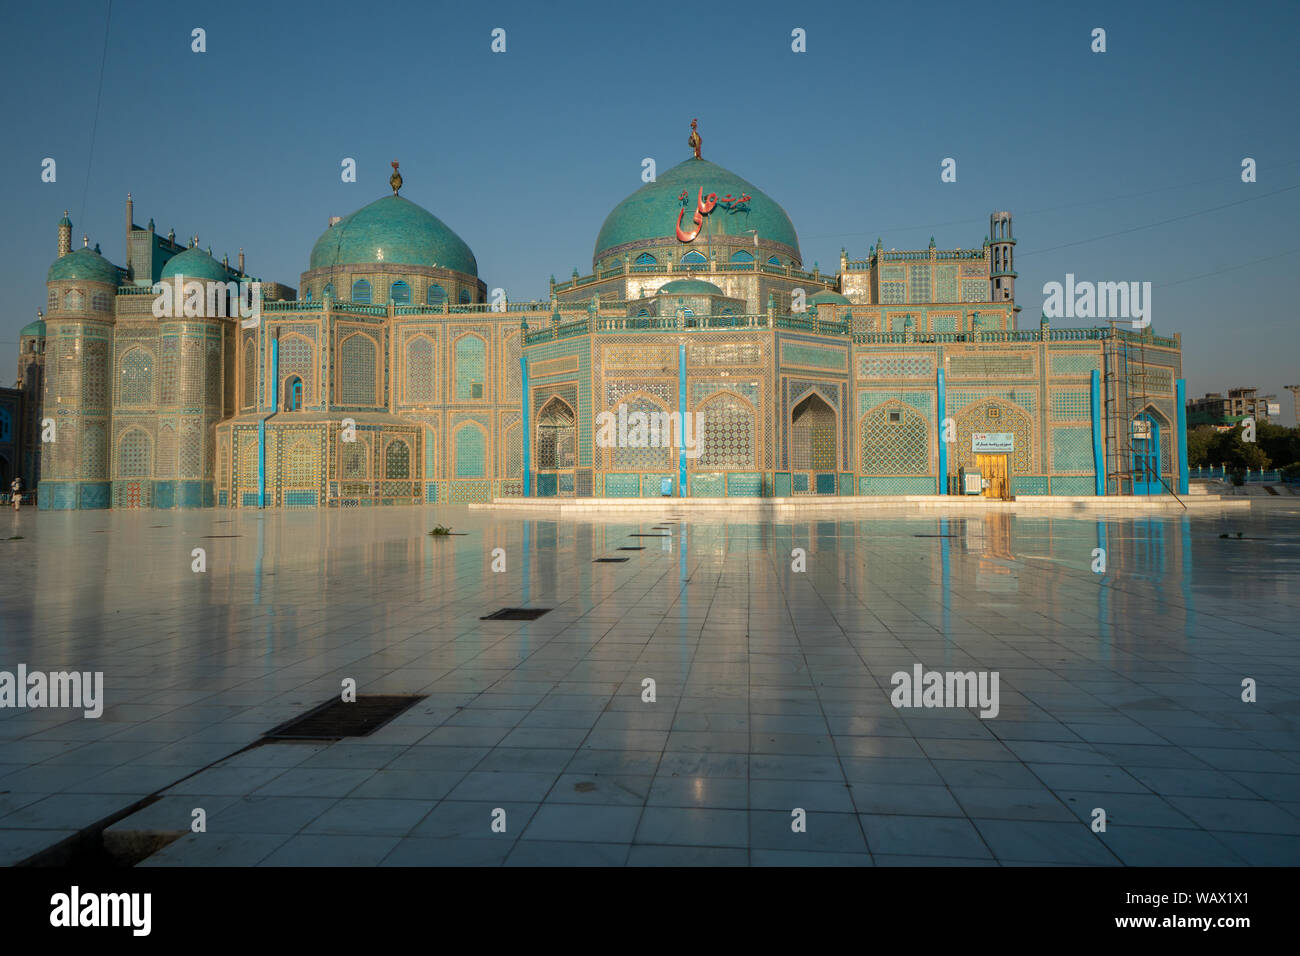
1208 428 1270 471
1186 425 1217 468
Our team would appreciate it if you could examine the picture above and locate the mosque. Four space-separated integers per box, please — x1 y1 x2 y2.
20 124 1189 510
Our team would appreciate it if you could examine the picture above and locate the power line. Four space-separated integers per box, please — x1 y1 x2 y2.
801 158 1300 244
1154 247 1300 289
1019 181 1300 259
78 0 114 226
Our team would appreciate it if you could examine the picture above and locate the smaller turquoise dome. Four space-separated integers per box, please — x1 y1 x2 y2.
309 195 478 277
47 248 119 285
809 290 851 305
20 319 46 338
659 278 725 296
161 247 233 283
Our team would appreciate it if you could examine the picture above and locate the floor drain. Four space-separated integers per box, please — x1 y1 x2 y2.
480 607 552 621
262 695 425 741
594 557 630 563
617 546 645 551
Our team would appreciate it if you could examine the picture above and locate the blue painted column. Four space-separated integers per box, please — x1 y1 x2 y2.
258 333 278 508
1090 368 1105 496
678 343 687 497
521 352 531 497
936 367 947 494
1175 378 1189 495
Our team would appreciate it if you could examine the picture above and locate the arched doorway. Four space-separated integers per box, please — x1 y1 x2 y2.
284 375 303 411
791 392 837 494
535 397 576 497
1131 411 1164 495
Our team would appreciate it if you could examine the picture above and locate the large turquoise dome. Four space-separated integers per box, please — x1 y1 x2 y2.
308 195 478 277
161 247 232 283
594 158 801 264
47 248 119 285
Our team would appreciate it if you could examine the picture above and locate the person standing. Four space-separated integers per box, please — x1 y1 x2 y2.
9 476 21 511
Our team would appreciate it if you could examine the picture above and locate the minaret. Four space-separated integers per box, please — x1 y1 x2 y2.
238 248 245 275
57 211 71 257
989 211 1016 305
125 192 134 234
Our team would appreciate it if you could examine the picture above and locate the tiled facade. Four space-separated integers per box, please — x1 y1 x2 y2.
30 155 1187 509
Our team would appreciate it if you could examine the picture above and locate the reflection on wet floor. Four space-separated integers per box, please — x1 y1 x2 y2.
0 505 1298 866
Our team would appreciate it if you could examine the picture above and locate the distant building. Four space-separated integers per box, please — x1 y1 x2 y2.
1186 387 1277 427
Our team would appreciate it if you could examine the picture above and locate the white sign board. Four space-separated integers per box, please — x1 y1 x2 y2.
972 432 1014 453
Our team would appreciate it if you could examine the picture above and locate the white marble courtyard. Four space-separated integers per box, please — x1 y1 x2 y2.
1 503 1297 866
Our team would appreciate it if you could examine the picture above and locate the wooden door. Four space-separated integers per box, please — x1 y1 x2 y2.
976 453 1008 499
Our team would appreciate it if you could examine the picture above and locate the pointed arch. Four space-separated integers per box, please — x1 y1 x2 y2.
404 334 436 404
953 397 1034 474
338 332 378 406
119 347 154 405
453 333 486 401
860 399 930 474
278 333 314 408
385 438 411 479
536 396 576 471
790 392 837 471
453 421 487 478
695 389 756 469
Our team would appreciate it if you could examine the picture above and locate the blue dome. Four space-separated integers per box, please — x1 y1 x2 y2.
659 278 726 296
809 290 851 305
161 247 232 283
47 248 119 285
594 158 801 265
20 319 46 338
309 195 478 277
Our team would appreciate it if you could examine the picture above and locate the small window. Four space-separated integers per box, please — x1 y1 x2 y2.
633 252 657 270
767 256 782 266
681 251 707 265
888 410 902 424
304 287 312 302
988 407 1000 420
426 283 446 305
323 283 334 300
471 383 484 399
351 279 371 303
390 280 411 305
729 250 754 263
458 288 472 304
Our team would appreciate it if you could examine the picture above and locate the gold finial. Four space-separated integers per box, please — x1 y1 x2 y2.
390 160 403 196
688 118 702 160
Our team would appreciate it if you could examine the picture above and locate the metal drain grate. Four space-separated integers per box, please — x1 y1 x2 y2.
262 695 425 741
593 557 630 563
617 546 645 551
480 607 552 621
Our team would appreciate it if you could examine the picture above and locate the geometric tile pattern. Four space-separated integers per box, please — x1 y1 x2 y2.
860 402 929 474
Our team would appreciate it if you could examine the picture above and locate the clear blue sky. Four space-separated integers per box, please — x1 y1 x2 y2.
2 0 1297 420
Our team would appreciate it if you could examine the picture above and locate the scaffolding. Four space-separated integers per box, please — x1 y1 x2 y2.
1103 322 1184 504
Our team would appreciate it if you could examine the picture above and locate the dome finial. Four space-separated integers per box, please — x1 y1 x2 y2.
390 160 403 196
688 119 702 160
